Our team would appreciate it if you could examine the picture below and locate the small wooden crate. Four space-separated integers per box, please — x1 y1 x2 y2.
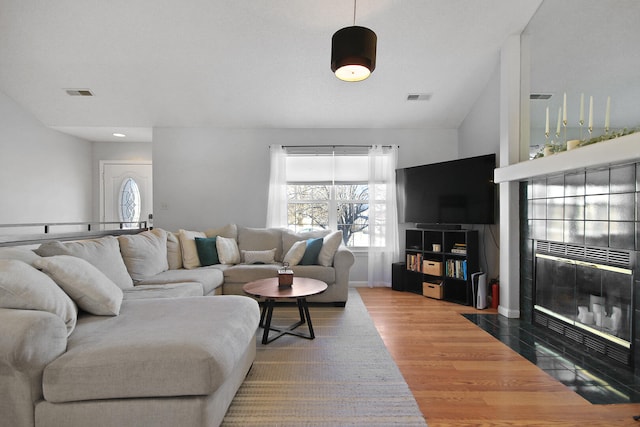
278 270 293 287
422 260 443 276
422 281 443 299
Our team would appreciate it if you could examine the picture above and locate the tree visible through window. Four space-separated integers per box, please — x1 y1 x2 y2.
287 183 369 247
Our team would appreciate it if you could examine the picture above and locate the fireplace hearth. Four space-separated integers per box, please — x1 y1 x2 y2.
533 240 634 367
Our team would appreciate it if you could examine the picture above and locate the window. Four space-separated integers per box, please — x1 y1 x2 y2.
119 177 141 228
285 150 371 248
287 183 370 247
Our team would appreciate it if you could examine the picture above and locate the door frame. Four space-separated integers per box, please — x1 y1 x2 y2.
99 160 152 223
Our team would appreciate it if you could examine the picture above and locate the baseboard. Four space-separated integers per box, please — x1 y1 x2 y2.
349 281 390 288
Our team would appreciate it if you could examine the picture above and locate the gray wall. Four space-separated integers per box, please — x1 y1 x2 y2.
0 90 93 225
152 127 459 283
458 61 501 282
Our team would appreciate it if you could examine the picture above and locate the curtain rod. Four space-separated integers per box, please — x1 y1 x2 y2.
279 144 397 149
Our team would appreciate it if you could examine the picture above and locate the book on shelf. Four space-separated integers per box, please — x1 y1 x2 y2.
445 259 467 280
451 242 467 254
406 253 423 272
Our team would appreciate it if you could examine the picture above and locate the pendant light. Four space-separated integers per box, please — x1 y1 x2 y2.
331 0 377 82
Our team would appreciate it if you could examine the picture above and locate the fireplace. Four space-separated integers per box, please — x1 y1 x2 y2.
533 240 634 366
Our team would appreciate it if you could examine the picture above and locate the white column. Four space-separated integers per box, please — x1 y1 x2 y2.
498 35 522 318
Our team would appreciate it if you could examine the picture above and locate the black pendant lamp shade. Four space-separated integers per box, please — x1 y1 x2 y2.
331 26 377 82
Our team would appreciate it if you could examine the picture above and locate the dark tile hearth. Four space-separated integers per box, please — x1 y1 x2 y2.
463 313 640 405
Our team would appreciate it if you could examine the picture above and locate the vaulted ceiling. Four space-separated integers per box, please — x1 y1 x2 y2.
5 1 636 145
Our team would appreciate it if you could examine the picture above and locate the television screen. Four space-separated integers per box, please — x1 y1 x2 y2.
396 154 496 225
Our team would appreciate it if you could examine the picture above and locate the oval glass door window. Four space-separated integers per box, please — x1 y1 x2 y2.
119 177 141 228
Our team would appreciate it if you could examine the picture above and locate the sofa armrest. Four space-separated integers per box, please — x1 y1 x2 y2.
332 245 355 303
0 308 67 427
0 308 67 372
332 244 355 270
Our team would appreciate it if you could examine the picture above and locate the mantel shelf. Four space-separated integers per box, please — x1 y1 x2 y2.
494 131 640 183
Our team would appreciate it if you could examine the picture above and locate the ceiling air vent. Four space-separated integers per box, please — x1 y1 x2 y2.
530 93 552 100
407 93 432 101
65 89 94 97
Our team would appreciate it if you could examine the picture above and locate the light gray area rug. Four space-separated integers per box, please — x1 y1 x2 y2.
222 288 427 426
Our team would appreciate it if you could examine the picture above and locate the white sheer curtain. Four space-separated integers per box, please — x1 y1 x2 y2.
367 145 399 287
266 145 287 228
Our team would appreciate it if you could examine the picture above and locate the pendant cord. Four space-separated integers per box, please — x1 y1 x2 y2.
353 0 357 25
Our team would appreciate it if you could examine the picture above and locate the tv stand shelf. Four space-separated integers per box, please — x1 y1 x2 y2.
403 228 479 305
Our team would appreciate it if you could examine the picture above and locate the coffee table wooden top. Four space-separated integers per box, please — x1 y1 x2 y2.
243 277 328 299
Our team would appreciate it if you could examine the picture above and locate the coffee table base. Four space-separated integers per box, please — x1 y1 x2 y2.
260 297 315 344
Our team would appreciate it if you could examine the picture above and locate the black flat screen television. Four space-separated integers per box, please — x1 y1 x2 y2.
396 154 496 225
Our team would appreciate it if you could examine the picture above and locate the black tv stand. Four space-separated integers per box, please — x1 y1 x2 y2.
416 223 461 230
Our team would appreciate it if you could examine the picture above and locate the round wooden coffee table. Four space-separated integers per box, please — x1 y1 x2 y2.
243 277 328 344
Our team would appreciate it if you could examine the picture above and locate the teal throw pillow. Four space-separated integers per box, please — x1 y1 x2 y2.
299 238 323 265
194 237 219 266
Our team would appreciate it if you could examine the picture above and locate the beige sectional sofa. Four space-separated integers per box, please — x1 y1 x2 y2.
0 224 354 427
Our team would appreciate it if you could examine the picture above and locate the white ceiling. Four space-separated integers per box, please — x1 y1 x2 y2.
8 0 629 144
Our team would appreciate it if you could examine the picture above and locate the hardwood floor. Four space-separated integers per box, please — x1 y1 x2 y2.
358 287 640 427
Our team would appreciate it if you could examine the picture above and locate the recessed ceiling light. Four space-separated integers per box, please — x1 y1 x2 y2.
113 133 126 138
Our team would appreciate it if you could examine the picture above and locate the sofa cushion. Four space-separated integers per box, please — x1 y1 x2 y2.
36 236 133 289
178 229 206 269
194 237 219 266
318 230 344 267
118 229 169 281
34 255 123 316
134 268 223 295
0 247 41 265
216 236 240 265
242 248 276 264
282 240 306 266
281 229 330 258
300 238 323 265
238 227 283 261
223 263 280 283
204 223 238 240
166 231 183 270
0 259 77 335
122 282 204 299
42 296 260 403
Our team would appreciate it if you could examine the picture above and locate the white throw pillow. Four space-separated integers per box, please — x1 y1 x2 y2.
166 231 183 270
317 231 343 267
36 236 133 289
281 229 330 257
178 229 206 269
283 240 307 266
216 236 241 264
34 255 123 316
118 229 169 281
0 259 78 335
0 247 42 265
242 249 276 264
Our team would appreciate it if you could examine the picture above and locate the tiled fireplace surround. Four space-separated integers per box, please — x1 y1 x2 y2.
520 162 640 372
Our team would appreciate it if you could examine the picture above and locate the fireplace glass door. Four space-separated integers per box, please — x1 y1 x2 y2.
535 253 632 346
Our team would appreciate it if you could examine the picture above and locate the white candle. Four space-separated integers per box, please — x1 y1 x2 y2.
579 93 584 124
556 107 562 135
605 96 611 130
562 92 567 124
545 107 549 135
588 96 594 129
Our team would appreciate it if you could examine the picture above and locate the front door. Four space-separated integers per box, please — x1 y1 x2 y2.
101 162 152 228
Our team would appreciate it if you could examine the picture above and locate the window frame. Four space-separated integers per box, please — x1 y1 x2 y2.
286 180 371 249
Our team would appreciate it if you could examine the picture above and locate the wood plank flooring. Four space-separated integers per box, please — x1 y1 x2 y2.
357 287 640 427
